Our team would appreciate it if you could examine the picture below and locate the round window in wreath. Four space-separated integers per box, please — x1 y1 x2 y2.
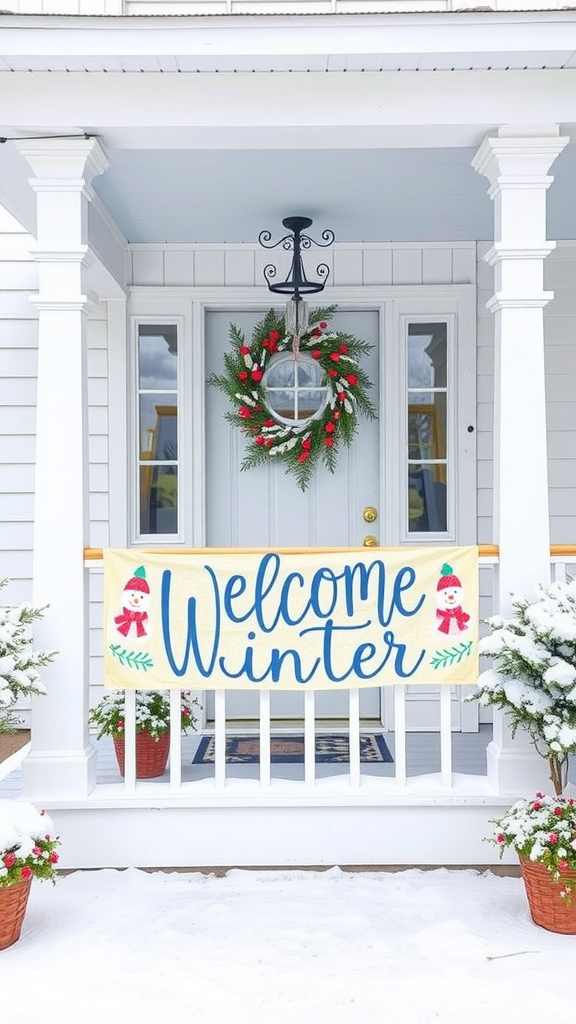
262 353 330 426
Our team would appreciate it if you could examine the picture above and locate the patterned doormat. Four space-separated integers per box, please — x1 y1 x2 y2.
192 734 393 764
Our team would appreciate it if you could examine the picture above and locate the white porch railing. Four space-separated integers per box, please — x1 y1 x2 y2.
86 548 576 796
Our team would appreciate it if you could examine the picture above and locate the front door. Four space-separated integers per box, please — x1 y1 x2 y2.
204 306 382 722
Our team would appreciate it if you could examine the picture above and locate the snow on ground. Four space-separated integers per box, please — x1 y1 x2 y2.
1 865 575 1024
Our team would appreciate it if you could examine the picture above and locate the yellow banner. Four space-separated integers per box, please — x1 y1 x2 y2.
103 547 479 691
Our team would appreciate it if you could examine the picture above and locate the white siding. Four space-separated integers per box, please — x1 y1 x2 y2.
475 239 576 547
128 242 476 288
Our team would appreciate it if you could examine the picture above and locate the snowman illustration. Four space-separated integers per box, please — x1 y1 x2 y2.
113 565 151 640
435 563 471 636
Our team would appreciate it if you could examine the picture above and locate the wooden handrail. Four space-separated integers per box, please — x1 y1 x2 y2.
83 543 575 560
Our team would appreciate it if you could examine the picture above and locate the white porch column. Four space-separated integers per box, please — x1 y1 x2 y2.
473 126 569 795
16 138 109 798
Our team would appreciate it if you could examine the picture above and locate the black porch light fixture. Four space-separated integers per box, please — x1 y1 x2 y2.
258 216 335 336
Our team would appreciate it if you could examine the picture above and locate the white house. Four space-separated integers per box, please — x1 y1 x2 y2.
0 3 575 869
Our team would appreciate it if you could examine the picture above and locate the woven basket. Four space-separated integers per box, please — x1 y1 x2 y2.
113 730 170 778
0 877 32 951
520 856 576 934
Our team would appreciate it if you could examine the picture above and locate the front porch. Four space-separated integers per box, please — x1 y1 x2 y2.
0 551 571 870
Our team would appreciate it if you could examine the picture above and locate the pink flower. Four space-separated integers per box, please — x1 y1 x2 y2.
536 792 544 799
3 852 16 868
559 860 569 870
554 807 563 816
21 866 32 880
532 801 542 810
33 847 42 857
182 708 190 717
549 833 559 843
49 852 59 864
496 833 505 844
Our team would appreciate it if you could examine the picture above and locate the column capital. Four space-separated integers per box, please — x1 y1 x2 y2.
472 127 569 188
14 137 109 189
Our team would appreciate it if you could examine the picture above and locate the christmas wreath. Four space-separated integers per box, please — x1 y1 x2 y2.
207 305 377 491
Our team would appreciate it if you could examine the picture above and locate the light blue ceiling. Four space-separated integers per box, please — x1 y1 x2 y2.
92 145 576 245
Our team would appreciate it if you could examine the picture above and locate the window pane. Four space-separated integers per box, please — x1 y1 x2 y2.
408 465 447 533
408 324 447 388
140 466 178 535
408 394 446 461
140 397 178 460
138 326 178 389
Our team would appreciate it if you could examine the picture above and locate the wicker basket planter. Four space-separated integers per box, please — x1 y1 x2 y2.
520 856 576 934
113 730 170 779
0 877 33 950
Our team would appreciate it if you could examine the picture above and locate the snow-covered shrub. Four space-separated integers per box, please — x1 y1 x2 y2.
470 579 576 795
0 578 57 733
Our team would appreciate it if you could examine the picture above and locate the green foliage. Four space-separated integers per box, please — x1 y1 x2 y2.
0 578 57 733
207 306 377 491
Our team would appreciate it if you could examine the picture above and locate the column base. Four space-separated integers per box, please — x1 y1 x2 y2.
21 745 97 800
486 739 551 796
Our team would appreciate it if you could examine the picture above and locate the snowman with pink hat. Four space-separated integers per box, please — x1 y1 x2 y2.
113 565 151 640
435 563 471 636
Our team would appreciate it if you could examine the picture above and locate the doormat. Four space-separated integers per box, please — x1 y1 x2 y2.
192 734 393 765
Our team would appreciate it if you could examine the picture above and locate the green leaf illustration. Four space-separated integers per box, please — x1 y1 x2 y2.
430 641 473 670
109 644 154 672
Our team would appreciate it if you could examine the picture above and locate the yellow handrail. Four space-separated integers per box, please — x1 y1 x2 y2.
82 543 575 560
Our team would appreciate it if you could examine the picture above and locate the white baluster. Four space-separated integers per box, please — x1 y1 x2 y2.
394 685 407 787
169 689 182 789
259 691 271 789
304 691 315 787
214 690 226 791
123 688 136 792
440 686 453 788
348 690 361 789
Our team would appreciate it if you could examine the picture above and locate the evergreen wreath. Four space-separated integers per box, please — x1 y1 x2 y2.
207 305 377 491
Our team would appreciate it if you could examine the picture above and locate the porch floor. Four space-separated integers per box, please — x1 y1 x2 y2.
0 725 494 797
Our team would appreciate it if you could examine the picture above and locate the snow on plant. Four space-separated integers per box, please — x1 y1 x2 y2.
491 794 576 902
0 578 57 734
470 578 576 795
0 800 61 888
88 689 200 741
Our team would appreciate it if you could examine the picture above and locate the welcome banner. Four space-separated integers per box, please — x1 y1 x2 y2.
103 547 479 691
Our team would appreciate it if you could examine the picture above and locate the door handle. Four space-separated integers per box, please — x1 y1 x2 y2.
363 535 378 547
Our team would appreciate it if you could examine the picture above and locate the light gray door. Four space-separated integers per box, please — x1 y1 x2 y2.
204 306 382 721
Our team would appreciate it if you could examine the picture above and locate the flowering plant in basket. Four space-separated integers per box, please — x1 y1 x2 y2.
469 578 576 796
0 800 61 889
491 794 576 902
89 689 199 742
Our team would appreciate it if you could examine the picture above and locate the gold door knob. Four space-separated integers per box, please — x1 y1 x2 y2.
363 535 378 547
363 506 378 523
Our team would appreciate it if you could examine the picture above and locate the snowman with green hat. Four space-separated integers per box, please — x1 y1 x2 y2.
114 565 151 639
435 563 471 636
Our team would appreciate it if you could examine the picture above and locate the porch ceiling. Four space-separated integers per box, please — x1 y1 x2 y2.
1 12 576 246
